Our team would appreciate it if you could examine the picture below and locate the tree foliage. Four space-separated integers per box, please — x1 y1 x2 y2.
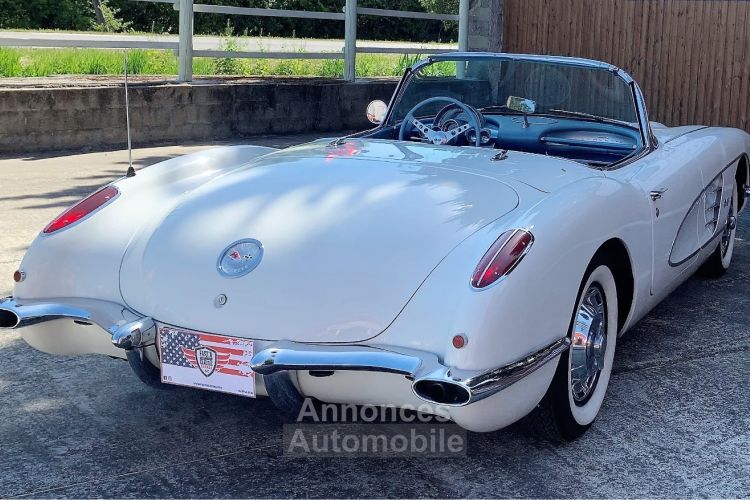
0 0 95 30
418 0 457 14
95 0 133 32
0 0 457 42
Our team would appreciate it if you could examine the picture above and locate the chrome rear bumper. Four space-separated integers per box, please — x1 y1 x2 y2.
251 337 570 407
2 296 569 407
0 297 154 350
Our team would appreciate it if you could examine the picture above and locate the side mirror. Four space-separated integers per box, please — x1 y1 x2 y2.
506 96 537 114
366 100 387 124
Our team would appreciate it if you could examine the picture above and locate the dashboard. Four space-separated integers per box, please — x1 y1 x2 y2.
365 111 642 167
444 114 641 166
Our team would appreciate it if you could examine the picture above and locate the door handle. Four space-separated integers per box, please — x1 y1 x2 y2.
650 187 668 201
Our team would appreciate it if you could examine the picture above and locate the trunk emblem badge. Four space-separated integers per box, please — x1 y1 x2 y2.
217 239 264 278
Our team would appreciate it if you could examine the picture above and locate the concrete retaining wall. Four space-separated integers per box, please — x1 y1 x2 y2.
0 78 398 155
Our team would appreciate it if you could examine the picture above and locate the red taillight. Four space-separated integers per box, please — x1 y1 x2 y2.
43 186 119 234
471 229 534 288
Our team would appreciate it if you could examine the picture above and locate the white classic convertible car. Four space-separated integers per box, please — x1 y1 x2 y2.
1 53 748 441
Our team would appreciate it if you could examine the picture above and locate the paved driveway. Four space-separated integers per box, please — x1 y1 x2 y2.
0 139 748 497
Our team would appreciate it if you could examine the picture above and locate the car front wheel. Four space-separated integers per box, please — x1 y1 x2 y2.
525 262 618 442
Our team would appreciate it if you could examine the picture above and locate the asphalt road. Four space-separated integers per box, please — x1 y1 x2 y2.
0 31 453 53
0 138 748 498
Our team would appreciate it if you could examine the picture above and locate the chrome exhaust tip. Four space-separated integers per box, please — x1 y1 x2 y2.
412 379 471 406
0 308 20 329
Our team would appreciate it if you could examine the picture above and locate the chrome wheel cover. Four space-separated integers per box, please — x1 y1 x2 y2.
570 284 607 405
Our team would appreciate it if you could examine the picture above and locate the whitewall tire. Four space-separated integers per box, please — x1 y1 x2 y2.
525 263 618 441
567 265 618 427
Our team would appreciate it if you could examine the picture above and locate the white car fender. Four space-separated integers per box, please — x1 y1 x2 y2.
373 175 648 375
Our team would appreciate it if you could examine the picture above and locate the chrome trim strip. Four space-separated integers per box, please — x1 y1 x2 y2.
251 336 570 406
475 229 518 288
429 52 619 71
631 80 653 152
668 155 742 267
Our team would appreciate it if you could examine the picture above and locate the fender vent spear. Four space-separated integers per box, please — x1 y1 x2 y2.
124 51 135 178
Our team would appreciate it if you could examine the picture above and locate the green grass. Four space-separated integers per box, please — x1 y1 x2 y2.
0 47 454 78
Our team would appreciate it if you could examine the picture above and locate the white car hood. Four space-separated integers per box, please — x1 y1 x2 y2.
119 140 521 342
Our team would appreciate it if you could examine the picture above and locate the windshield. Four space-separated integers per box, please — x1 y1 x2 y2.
387 55 639 127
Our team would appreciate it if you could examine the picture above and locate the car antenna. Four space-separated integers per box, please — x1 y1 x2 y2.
124 51 135 178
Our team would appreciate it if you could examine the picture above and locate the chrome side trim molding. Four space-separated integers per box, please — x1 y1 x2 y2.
251 337 570 407
668 155 743 267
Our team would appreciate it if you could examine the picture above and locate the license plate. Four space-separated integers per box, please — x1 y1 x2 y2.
158 323 255 397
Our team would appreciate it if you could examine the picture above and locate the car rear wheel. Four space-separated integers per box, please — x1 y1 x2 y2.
126 349 176 390
524 263 618 442
699 183 738 278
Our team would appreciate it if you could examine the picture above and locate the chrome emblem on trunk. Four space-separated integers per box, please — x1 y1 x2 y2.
217 239 263 278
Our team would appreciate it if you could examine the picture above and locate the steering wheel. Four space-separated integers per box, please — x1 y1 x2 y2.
434 102 484 130
399 97 482 147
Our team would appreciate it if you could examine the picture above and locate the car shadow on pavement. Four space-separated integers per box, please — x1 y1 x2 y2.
113 155 180 168
0 172 123 211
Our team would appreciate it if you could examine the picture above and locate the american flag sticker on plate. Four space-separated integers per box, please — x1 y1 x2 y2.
158 324 255 397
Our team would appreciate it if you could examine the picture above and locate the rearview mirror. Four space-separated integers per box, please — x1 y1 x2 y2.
366 100 387 124
506 96 537 114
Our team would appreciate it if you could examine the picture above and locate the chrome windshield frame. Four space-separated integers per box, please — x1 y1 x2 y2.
381 51 654 152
